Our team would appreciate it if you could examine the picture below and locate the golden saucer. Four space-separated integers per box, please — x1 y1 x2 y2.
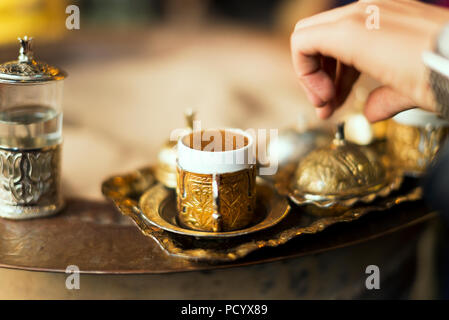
139 178 290 238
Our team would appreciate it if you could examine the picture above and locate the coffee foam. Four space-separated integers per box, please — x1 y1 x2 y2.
182 130 248 152
177 129 254 174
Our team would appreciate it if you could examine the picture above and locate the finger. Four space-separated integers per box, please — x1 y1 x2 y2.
300 66 336 107
291 24 356 107
334 63 360 106
290 34 335 106
291 23 356 74
311 59 359 117
300 80 327 107
315 103 334 119
322 61 360 114
322 56 337 83
364 85 416 122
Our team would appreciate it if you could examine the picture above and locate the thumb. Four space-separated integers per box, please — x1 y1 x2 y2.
364 86 416 122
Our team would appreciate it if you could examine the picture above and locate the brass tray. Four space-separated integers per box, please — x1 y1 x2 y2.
139 179 290 238
102 166 424 263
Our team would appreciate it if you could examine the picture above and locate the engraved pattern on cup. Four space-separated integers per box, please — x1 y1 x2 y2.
176 166 256 232
387 121 449 174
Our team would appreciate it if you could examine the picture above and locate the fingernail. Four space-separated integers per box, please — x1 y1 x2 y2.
316 100 327 107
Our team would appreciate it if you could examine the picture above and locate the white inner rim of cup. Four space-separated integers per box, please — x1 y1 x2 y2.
393 108 449 127
177 128 254 174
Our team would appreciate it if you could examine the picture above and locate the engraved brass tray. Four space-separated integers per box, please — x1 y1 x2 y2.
139 179 289 238
102 166 424 262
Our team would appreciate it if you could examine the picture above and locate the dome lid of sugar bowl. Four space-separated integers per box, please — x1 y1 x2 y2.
286 124 403 208
0 36 67 84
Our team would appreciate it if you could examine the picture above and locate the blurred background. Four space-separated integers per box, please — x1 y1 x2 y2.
0 0 448 299
1 0 359 200
1 0 447 200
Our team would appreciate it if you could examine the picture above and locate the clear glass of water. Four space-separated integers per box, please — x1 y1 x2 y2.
0 81 63 150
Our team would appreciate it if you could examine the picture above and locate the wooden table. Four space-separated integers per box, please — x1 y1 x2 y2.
0 197 435 274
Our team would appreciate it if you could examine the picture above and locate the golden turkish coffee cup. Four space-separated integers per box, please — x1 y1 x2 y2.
176 129 256 232
387 109 449 176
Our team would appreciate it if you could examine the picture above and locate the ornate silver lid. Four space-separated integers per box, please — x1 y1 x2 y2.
0 36 67 84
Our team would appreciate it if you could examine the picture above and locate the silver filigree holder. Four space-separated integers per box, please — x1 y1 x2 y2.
0 145 64 219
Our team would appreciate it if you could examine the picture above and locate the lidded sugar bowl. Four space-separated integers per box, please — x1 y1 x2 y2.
276 124 403 215
0 36 67 219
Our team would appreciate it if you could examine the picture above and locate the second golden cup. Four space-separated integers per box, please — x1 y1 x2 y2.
387 109 449 176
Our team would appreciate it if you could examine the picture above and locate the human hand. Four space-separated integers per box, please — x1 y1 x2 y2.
290 0 449 121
